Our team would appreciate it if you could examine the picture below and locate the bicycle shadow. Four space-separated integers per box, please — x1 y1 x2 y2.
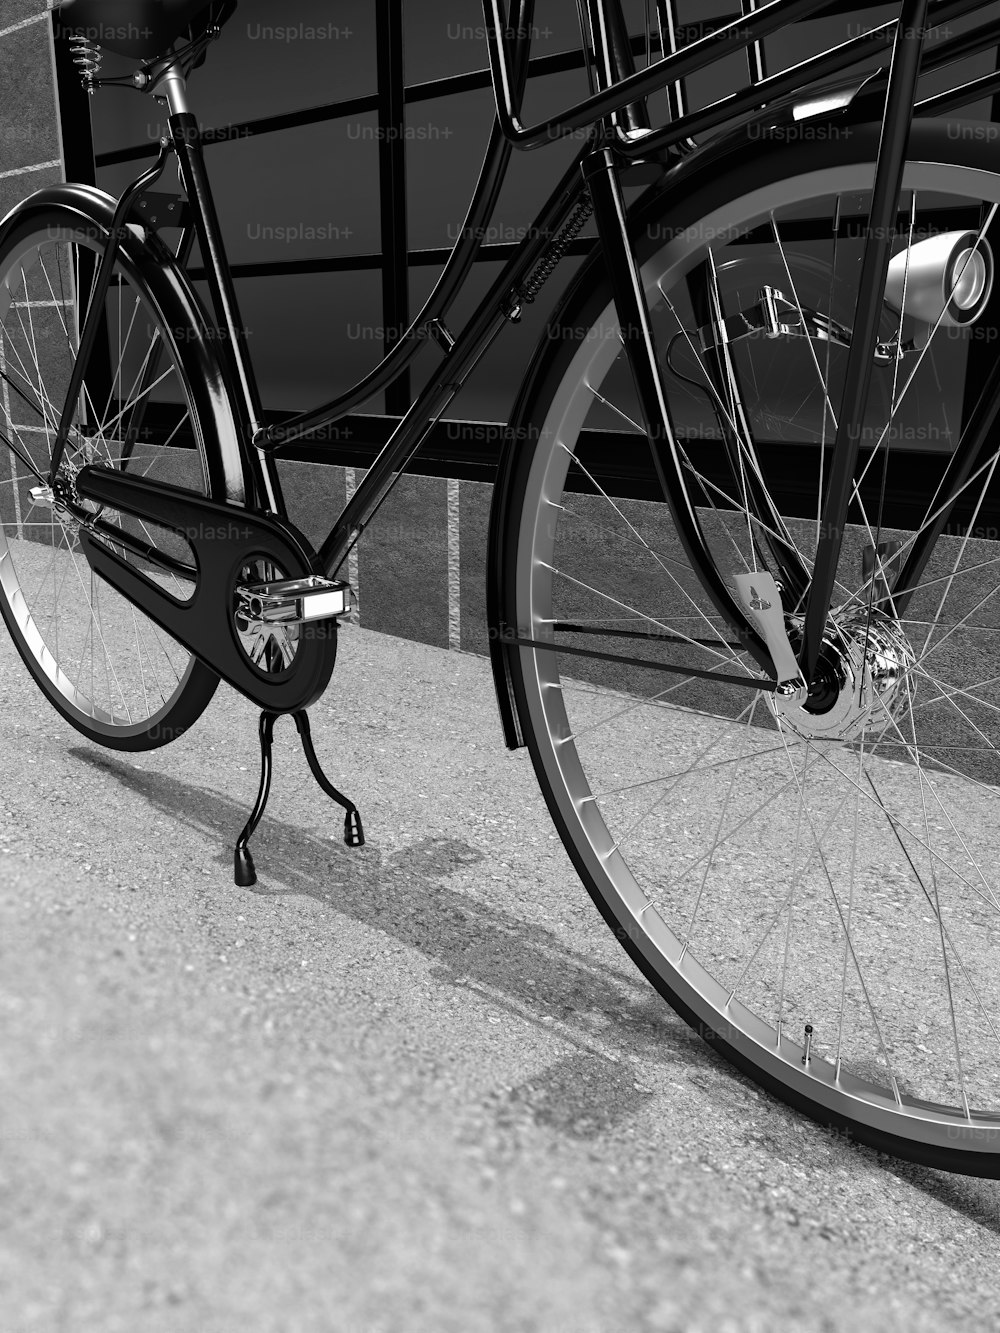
71 745 709 1137
67 745 1000 1223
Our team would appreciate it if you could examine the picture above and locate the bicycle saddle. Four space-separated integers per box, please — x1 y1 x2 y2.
55 0 221 59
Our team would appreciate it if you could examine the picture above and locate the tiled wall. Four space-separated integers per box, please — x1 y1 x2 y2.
0 6 62 218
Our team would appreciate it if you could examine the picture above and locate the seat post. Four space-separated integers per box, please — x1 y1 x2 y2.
155 66 284 515
155 64 192 115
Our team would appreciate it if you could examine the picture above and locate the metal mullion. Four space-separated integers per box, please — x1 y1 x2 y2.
271 125 594 447
376 0 410 416
187 235 598 282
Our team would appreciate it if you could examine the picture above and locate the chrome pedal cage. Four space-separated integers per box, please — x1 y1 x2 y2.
235 575 352 628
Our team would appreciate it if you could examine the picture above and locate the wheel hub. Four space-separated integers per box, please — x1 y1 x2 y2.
771 613 916 742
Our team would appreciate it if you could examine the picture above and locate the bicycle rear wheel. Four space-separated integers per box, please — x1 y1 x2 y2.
504 120 1000 1173
0 200 237 749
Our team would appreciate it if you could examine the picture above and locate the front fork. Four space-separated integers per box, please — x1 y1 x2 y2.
584 0 931 687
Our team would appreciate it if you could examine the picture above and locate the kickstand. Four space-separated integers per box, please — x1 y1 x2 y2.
234 709 365 887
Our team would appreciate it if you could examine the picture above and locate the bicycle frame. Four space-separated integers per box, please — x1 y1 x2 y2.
66 0 1000 691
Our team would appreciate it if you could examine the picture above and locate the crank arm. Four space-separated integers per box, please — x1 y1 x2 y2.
75 465 339 713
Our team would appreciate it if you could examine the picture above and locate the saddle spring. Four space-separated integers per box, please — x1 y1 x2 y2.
68 35 102 93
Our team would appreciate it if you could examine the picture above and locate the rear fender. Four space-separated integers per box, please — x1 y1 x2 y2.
0 181 250 505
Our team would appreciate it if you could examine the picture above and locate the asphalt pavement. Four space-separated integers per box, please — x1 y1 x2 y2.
1 621 999 1332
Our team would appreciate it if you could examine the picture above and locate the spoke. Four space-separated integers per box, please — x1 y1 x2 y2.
875 691 1000 915
776 740 817 1034
552 442 741 653
553 476 701 576
639 754 808 912
0 419 45 485
727 774 857 1003
587 709 785 804
909 670 1000 719
706 248 758 564
806 727 1000 912
771 722 901 1091
911 557 1000 672
771 213 840 436
670 448 861 602
586 381 642 432
919 456 1000 668
865 765 1000 1060
130 598 151 718
542 560 746 671
834 743 864 1069
19 264 51 453
63 544 130 718
96 365 175 438
659 286 812 576
684 699 762 947
114 306 162 444
39 243 75 346
553 651 787 753
844 552 1000 617
8 304 63 433
907 663 1000 750
900 683 971 1106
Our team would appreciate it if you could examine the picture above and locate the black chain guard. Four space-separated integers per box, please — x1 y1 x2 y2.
75 465 338 712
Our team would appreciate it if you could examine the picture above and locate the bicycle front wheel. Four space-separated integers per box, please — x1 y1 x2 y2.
504 120 1000 1173
0 199 237 749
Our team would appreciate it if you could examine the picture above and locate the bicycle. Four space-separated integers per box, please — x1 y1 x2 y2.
6 0 1000 1174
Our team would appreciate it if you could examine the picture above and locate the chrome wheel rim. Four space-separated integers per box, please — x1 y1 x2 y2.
516 157 1000 1155
0 226 207 739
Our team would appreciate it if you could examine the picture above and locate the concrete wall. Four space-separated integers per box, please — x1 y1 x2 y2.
0 6 63 221
278 461 495 658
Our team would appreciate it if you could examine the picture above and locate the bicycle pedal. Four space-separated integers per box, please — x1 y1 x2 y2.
235 575 351 626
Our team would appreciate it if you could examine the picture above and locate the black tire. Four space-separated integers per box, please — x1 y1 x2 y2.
502 119 1000 1174
0 189 244 750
